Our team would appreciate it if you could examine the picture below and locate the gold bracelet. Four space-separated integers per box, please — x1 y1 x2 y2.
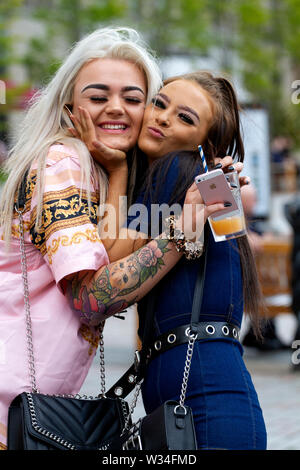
164 215 204 260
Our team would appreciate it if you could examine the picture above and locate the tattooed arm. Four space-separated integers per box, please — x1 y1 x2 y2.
64 184 225 326
64 238 181 326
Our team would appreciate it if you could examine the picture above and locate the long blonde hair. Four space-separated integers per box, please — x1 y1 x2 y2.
0 26 162 245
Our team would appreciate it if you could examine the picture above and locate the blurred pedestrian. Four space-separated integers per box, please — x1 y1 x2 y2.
271 136 297 192
285 197 300 370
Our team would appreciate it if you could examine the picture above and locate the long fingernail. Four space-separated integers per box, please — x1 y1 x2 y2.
230 183 238 188
224 202 232 207
227 166 234 171
214 163 222 169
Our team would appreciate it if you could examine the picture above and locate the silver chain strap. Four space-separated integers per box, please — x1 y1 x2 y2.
98 321 106 395
121 381 142 434
178 329 198 409
16 206 39 393
16 205 107 396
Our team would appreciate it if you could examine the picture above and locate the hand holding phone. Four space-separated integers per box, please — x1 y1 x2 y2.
194 169 239 219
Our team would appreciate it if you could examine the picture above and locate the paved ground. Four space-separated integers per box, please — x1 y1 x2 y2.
244 348 300 450
80 312 300 451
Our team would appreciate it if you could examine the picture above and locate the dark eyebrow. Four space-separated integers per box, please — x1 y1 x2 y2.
81 84 145 95
156 93 200 122
81 84 108 93
121 86 145 95
178 105 200 122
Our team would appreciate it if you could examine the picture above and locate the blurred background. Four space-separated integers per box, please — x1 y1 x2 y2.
1 0 300 450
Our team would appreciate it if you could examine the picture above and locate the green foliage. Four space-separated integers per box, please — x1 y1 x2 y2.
22 0 128 85
0 0 26 141
0 0 23 66
2 0 300 147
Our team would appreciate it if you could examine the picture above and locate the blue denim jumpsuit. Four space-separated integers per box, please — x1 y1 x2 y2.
130 155 267 450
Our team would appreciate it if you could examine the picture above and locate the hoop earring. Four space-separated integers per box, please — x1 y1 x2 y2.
64 104 73 117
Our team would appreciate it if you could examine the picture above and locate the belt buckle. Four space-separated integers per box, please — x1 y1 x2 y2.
122 420 143 450
122 433 143 450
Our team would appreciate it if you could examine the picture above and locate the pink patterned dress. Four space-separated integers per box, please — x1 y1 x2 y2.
0 144 109 448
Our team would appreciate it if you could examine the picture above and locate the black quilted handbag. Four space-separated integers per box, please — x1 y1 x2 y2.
7 178 130 451
8 392 129 450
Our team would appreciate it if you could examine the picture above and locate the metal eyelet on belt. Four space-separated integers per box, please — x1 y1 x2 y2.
114 386 123 397
222 325 229 336
167 333 176 344
206 325 215 335
154 340 162 351
233 328 238 338
128 374 135 384
185 327 198 339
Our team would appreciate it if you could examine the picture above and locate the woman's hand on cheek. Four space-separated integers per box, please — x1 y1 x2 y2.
67 106 96 151
68 106 127 174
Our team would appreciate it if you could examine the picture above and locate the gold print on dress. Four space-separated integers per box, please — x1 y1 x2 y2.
47 228 100 264
30 185 99 255
42 196 88 229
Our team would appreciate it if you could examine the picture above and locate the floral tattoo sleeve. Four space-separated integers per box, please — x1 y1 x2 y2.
67 239 170 326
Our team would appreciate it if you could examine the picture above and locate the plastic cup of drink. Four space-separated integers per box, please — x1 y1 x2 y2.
208 171 246 242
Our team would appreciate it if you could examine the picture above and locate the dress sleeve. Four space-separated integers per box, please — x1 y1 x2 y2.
29 146 109 285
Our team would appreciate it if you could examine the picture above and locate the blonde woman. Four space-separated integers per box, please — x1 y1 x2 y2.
0 27 223 449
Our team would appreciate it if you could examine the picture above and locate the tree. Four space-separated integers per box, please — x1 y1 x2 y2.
129 0 300 146
0 0 29 143
5 0 300 147
22 0 128 85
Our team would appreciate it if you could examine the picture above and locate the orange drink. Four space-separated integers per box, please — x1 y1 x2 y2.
207 170 247 241
210 215 245 236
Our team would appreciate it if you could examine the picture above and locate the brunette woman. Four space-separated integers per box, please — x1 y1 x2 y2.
75 71 267 450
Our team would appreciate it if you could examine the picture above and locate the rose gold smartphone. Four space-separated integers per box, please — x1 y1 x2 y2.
195 169 239 218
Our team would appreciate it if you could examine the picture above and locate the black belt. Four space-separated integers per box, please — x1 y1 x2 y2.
106 321 240 400
146 321 240 362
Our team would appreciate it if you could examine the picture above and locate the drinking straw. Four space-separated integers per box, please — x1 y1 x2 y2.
198 145 208 173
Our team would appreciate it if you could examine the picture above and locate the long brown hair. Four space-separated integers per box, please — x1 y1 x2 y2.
159 71 265 337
